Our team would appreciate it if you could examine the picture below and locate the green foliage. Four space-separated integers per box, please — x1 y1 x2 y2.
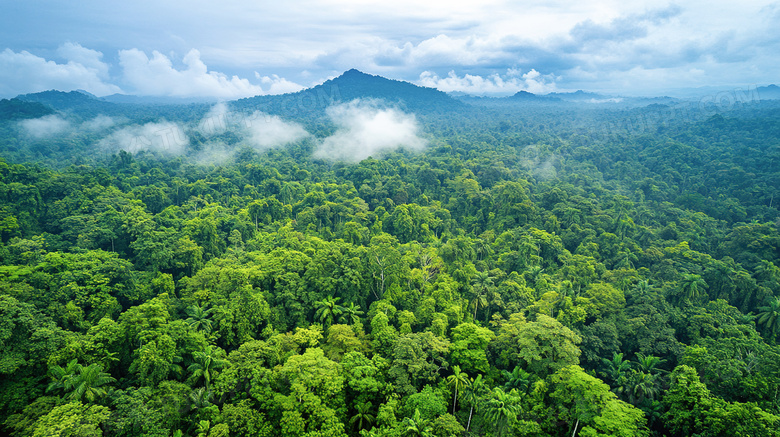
1 87 780 436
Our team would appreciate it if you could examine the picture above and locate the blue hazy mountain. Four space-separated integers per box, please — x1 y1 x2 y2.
233 69 466 117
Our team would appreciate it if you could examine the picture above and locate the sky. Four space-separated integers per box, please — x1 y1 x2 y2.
0 0 778 98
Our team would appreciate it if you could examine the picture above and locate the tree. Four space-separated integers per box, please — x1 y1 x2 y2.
633 353 667 375
446 365 470 415
600 352 631 392
548 365 649 437
402 409 433 437
339 302 364 325
350 401 375 432
314 295 346 327
515 314 582 377
502 366 533 394
757 296 780 340
471 271 494 320
450 322 494 374
481 387 522 437
31 402 110 437
46 359 81 396
64 362 116 403
185 304 214 334
461 374 488 432
677 274 708 304
188 346 229 390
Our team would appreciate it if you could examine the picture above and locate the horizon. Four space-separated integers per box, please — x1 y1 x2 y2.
2 1 779 100
8 68 779 103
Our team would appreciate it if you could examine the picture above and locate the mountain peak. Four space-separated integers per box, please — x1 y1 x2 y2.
341 68 370 77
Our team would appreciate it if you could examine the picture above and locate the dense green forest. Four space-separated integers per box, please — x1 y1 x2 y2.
1 72 779 436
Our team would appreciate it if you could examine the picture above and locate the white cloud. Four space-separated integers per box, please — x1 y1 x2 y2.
197 102 309 150
314 99 427 162
57 42 110 79
244 112 309 150
417 68 559 96
82 115 116 131
256 73 306 94
99 121 189 155
0 46 121 97
19 115 71 139
119 48 303 99
198 102 232 136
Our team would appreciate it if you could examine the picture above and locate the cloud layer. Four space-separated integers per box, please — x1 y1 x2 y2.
198 102 309 150
314 99 427 162
418 69 559 96
19 115 71 139
99 121 189 155
1 1 778 97
0 44 304 99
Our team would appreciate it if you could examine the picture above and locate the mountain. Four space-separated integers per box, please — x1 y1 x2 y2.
16 90 119 114
509 90 561 101
758 84 780 100
0 98 54 120
232 69 466 118
547 90 608 101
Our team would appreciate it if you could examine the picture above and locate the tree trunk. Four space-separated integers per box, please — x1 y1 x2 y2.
452 387 457 414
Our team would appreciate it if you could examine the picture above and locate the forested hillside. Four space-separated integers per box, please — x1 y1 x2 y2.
1 72 779 437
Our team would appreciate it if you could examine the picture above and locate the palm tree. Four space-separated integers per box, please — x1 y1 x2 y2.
757 296 780 339
627 371 661 405
446 365 471 415
66 363 116 402
462 374 487 432
402 409 433 437
482 387 522 437
188 346 229 390
471 272 493 321
314 295 345 327
601 352 631 389
185 304 214 334
677 274 708 304
502 366 533 394
46 358 80 395
633 280 651 297
339 302 364 325
633 353 667 375
350 401 375 431
186 387 214 416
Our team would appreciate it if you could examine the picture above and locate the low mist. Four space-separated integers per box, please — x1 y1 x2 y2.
19 115 70 139
198 102 309 152
314 99 427 162
99 121 189 155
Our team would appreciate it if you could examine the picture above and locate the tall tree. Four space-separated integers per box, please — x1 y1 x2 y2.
446 365 470 415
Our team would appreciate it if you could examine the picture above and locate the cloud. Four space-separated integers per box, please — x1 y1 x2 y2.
119 49 303 99
418 68 558 96
244 112 309 150
197 102 309 150
0 45 121 97
99 121 189 155
198 102 232 136
57 42 111 78
82 115 116 131
19 115 71 139
255 73 306 94
191 142 236 166
314 99 427 162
